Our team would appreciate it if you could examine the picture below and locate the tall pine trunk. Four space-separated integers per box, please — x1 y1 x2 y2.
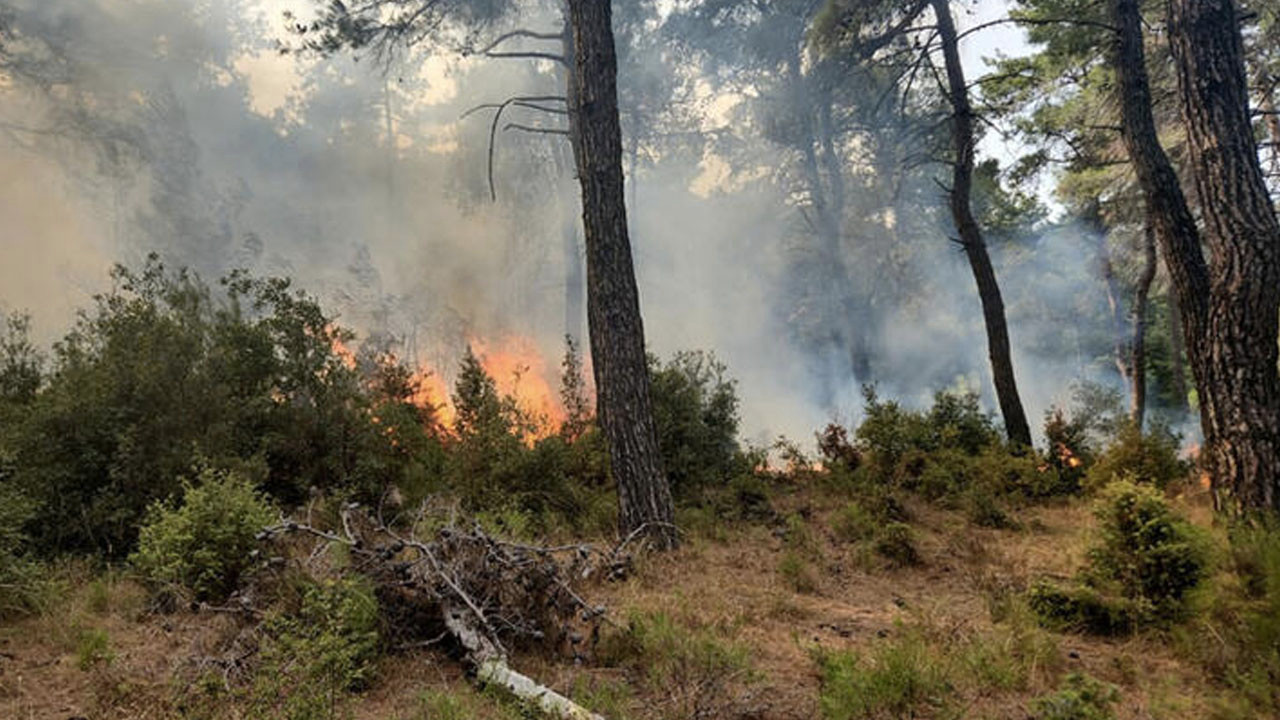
1167 0 1280 512
565 0 677 547
932 0 1032 447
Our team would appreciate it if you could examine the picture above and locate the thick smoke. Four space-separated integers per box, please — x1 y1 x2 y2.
0 0 1140 446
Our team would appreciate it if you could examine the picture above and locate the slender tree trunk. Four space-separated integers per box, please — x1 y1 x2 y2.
1090 202 1132 382
565 0 676 547
1109 0 1213 441
1167 0 1280 513
932 0 1032 446
1166 287 1189 409
1131 223 1157 428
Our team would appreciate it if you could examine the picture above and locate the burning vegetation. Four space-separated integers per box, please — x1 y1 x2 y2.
2 0 1280 716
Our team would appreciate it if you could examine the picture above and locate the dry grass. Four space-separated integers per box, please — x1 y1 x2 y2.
0 487 1232 720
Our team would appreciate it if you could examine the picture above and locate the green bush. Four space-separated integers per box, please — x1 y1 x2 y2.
1027 581 1136 636
1086 480 1207 619
1031 673 1119 720
966 486 1017 529
779 550 819 593
832 502 877 542
0 475 50 617
250 577 381 720
814 628 950 720
7 258 442 556
875 523 921 567
76 628 115 671
131 468 276 601
1189 524 1280 715
648 351 748 500
856 387 934 471
1084 422 1185 492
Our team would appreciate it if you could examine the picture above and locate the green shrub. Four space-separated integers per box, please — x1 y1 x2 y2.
832 502 877 542
131 468 276 601
815 628 950 720
1086 480 1207 619
1189 523 1280 715
856 387 934 471
927 390 999 454
1031 673 1119 720
1084 422 1185 491
0 476 51 616
250 577 381 720
1027 581 1136 636
966 487 1017 529
648 351 748 500
874 522 920 567
779 550 819 593
76 628 115 671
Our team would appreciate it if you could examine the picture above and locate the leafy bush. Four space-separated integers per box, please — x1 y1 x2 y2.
131 468 276 601
874 522 921 567
1031 673 1119 720
1084 422 1185 492
0 475 50 616
1086 480 1207 619
832 502 877 542
856 387 934 471
250 577 381 720
7 258 440 556
649 351 748 500
1027 581 1136 636
966 486 1018 529
1030 481 1205 634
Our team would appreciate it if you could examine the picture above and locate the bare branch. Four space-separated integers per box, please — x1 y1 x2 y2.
504 123 570 136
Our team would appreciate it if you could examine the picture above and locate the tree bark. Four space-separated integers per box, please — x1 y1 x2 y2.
932 0 1033 447
1166 287 1189 409
1108 0 1212 430
565 0 677 547
1167 0 1280 513
1090 202 1133 383
1130 223 1157 428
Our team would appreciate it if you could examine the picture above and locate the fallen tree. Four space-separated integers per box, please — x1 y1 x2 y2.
230 500 637 719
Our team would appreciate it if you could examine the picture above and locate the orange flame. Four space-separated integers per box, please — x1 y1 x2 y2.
469 335 565 439
1055 442 1083 469
409 367 456 430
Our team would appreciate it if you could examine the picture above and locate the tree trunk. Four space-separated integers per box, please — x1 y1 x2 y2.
1166 287 1189 410
932 0 1032 447
1167 0 1280 512
1090 202 1132 383
1130 223 1157 428
1108 0 1213 438
565 0 677 547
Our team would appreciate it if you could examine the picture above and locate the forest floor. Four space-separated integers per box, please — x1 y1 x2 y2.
0 482 1230 720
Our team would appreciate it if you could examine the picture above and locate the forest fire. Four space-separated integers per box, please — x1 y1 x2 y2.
1056 443 1083 469
404 336 566 441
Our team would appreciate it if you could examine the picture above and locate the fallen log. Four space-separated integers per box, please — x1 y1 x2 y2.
257 502 616 720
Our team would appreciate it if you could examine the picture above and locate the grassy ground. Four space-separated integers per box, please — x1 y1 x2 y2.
0 482 1237 720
